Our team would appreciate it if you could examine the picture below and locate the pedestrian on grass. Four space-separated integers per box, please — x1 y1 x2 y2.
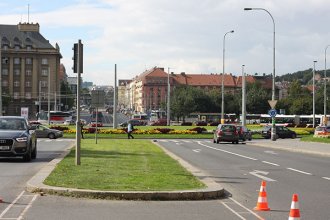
80 120 84 139
127 121 134 139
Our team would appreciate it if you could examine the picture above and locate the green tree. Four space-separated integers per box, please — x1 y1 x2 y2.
246 82 270 114
171 86 196 121
60 81 74 111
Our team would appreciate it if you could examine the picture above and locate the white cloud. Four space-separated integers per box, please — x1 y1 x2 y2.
2 0 330 85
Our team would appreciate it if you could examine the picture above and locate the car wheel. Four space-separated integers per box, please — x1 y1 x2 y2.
23 146 32 162
48 133 56 139
213 138 216 143
235 140 239 144
291 133 296 139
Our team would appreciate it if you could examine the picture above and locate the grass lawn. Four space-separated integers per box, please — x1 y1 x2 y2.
300 135 330 143
44 139 205 191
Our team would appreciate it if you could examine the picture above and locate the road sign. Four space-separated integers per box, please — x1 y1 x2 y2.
268 109 277 117
268 100 278 109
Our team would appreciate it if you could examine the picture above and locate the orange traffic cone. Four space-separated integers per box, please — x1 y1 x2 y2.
288 194 300 220
254 180 270 211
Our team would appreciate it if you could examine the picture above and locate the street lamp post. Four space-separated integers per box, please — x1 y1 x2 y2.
324 46 330 125
244 7 276 140
313 61 317 128
221 30 234 124
242 65 246 126
167 67 171 126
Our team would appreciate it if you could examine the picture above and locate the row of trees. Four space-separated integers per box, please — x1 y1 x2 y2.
170 80 330 121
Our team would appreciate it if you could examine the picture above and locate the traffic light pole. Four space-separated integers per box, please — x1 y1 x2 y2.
74 40 83 166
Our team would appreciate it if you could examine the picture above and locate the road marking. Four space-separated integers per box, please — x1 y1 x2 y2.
198 142 258 161
262 161 280 166
322 177 330 180
249 170 277 182
17 194 38 220
220 198 264 220
0 191 25 218
183 140 191 143
287 168 312 175
264 150 278 155
192 149 201 153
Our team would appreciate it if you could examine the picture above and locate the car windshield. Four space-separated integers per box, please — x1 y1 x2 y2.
220 125 236 131
0 118 27 130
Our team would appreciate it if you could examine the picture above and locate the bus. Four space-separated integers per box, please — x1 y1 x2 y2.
260 114 300 127
149 110 166 122
132 113 148 125
37 111 73 124
299 115 330 127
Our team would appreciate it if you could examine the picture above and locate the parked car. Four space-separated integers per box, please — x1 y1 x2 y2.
261 125 297 139
34 125 63 139
213 124 239 144
0 116 37 161
314 126 330 136
90 120 103 127
236 125 252 141
64 119 75 125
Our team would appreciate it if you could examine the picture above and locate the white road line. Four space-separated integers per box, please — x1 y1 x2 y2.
182 140 191 143
0 191 25 218
221 202 246 220
171 140 180 143
17 194 38 220
287 168 312 175
220 198 264 220
192 149 201 153
198 142 258 161
322 177 330 180
262 161 280 166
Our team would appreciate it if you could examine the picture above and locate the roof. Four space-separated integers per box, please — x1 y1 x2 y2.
236 75 257 87
136 67 168 81
172 73 236 87
0 23 54 49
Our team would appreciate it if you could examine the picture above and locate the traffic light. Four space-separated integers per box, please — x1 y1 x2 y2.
72 41 83 73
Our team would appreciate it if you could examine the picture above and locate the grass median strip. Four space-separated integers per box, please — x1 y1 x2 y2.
44 139 205 191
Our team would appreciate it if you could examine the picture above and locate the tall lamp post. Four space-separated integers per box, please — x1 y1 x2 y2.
244 7 276 140
221 30 234 124
313 61 317 128
167 67 171 126
324 45 330 125
242 65 246 126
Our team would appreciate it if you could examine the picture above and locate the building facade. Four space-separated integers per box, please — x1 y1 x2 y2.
0 23 62 118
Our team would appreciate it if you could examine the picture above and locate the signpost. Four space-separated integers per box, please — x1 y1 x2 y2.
268 100 277 141
91 90 105 144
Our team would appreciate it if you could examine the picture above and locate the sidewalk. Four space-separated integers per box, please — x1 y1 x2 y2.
249 138 330 157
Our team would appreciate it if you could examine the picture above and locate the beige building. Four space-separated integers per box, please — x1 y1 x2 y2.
0 23 62 118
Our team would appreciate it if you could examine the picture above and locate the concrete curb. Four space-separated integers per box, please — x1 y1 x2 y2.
26 140 225 201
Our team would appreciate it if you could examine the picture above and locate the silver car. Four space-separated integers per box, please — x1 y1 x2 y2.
35 125 63 139
0 116 37 161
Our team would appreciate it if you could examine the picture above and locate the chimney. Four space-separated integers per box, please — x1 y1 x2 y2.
181 72 186 76
18 22 40 32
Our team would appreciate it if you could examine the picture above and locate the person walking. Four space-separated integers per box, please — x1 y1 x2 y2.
80 120 84 139
127 121 134 139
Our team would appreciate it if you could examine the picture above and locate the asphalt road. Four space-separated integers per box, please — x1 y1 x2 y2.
0 138 74 219
157 139 330 220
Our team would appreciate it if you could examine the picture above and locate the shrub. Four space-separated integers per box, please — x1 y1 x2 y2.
50 126 69 131
189 127 207 134
154 128 174 134
194 121 207 126
181 122 192 126
209 121 220 126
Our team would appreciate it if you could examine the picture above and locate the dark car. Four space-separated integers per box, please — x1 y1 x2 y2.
0 116 37 161
261 125 297 139
213 124 239 144
34 125 63 139
236 125 252 141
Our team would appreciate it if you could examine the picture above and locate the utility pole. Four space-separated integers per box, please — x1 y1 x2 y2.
0 37 2 116
242 65 246 126
47 67 50 125
113 64 117 128
73 40 83 166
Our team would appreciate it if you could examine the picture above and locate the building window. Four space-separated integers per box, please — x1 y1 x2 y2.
26 81 31 87
26 58 32 65
41 58 48 65
41 92 46 99
14 92 19 99
25 92 31 99
2 45 8 51
2 57 9 64
2 69 8 76
26 45 32 51
41 81 47 87
14 69 20 76
14 81 20 87
14 45 20 51
14 58 20 65
2 80 8 87
41 69 48 76
26 70 32 76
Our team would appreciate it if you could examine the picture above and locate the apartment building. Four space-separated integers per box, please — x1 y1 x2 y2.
0 23 62 118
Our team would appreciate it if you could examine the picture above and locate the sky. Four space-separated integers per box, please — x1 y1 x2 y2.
1 0 330 85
